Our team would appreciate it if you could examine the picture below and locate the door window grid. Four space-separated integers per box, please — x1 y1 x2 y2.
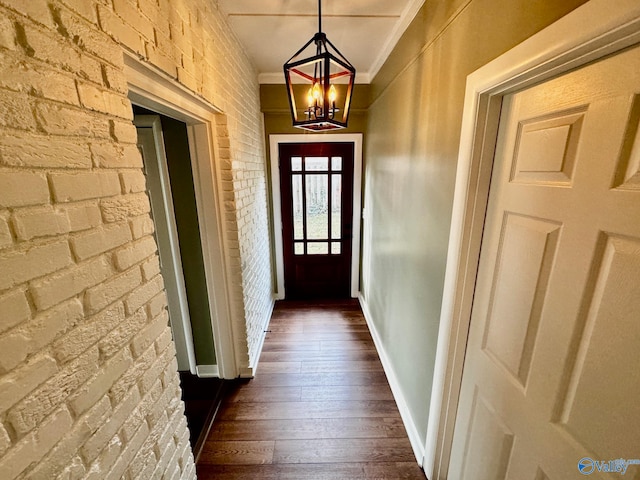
292 156 343 255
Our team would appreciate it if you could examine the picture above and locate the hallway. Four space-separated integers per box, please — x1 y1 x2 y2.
196 300 426 479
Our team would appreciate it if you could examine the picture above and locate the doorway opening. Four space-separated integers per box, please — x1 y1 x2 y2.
125 52 239 459
125 52 236 380
270 134 363 300
424 3 640 478
133 106 216 371
133 106 224 456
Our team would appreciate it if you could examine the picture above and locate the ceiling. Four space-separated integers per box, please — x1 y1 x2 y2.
217 0 425 84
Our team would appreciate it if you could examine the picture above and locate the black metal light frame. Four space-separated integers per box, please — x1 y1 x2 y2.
283 0 356 131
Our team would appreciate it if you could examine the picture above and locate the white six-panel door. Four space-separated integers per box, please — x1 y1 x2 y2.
448 44 640 479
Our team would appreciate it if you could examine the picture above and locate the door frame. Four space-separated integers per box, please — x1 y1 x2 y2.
134 116 198 375
124 52 239 379
269 134 363 299
424 1 640 478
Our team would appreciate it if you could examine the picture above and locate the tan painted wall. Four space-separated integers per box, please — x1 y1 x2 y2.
362 0 590 444
0 0 272 478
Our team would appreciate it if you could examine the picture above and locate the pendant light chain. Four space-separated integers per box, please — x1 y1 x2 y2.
314 0 322 88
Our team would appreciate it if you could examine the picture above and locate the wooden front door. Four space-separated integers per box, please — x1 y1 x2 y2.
279 142 355 299
448 44 640 479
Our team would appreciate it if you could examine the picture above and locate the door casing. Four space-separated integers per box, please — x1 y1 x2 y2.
424 1 640 478
135 116 198 374
124 53 238 379
269 134 363 300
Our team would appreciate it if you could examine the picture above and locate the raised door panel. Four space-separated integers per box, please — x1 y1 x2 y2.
511 110 585 186
613 95 640 190
558 235 640 459
483 214 560 387
460 390 514 480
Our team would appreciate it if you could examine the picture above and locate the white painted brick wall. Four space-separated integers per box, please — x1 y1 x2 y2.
0 298 84 373
0 214 12 248
0 289 31 333
50 171 122 203
0 172 50 207
30 256 113 311
0 0 273 478
0 132 91 169
12 206 71 241
71 223 132 261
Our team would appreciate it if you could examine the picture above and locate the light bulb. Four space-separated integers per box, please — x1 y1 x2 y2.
329 84 337 103
306 87 314 107
312 82 322 101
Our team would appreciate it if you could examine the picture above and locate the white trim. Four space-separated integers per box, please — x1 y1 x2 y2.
350 139 363 298
125 52 220 122
134 116 198 375
195 364 219 378
258 72 372 85
242 296 277 378
269 133 363 299
186 124 239 379
358 294 425 465
368 0 426 82
125 52 239 379
269 138 286 300
424 2 640 479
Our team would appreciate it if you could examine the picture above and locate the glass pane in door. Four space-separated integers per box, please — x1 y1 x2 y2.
331 174 341 239
306 156 329 171
305 174 328 240
292 174 304 240
308 243 329 255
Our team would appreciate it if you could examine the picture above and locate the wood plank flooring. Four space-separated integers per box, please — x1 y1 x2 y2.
196 299 426 479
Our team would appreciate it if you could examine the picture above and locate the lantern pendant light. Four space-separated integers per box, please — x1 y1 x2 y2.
283 0 356 131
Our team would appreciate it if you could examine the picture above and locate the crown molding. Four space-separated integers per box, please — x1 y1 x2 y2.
258 71 372 85
368 0 426 81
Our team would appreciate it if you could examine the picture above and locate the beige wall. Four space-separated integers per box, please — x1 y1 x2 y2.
0 0 272 478
362 0 589 445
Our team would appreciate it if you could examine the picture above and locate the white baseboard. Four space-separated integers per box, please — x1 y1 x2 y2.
358 294 426 466
242 296 277 378
195 364 219 378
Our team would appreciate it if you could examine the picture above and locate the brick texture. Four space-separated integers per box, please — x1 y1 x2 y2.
12 206 71 241
0 213 11 248
0 172 49 208
0 0 274 478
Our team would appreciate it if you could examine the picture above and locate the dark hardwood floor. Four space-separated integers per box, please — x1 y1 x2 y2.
196 299 427 479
